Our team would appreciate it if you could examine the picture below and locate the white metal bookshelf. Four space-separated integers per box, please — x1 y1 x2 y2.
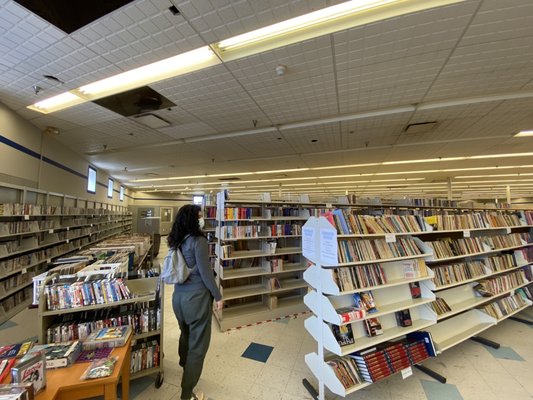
301 216 439 399
213 191 314 331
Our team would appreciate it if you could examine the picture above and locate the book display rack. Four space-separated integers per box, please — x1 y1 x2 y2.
37 273 165 388
213 191 317 331
0 182 132 325
303 208 532 399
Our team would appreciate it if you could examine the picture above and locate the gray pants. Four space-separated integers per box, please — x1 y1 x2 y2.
172 288 213 399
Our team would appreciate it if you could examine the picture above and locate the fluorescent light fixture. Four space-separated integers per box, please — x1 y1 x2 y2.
28 92 86 114
215 0 464 60
74 47 220 100
514 130 533 137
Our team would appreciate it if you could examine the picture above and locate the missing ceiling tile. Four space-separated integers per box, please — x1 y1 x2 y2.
168 5 180 15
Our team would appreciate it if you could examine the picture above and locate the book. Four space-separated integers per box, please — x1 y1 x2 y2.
356 291 378 313
336 306 365 323
331 324 355 347
0 383 34 400
0 343 33 360
409 282 421 298
83 325 132 350
10 353 46 394
27 342 82 369
76 348 113 363
0 358 16 382
364 317 383 337
395 309 412 327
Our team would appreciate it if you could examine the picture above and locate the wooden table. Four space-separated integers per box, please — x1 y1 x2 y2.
35 337 131 400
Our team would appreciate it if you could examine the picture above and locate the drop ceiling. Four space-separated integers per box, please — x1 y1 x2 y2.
1 0 533 200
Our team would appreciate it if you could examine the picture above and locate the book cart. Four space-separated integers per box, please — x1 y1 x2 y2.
0 181 132 325
214 191 320 331
301 216 440 400
37 269 165 388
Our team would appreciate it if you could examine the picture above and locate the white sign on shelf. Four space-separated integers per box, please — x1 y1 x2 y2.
401 367 413 379
385 233 396 243
48 229 53 234
463 230 470 238
506 227 511 234
325 203 332 208
320 227 337 266
24 215 29 220
302 226 317 263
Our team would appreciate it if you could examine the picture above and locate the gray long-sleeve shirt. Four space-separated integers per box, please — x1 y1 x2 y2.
173 234 222 301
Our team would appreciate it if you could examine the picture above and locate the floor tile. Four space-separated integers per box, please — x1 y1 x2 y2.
242 342 274 363
421 379 464 400
485 345 525 361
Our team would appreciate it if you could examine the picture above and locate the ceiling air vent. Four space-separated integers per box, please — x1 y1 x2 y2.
134 114 171 129
404 121 438 134
218 177 240 181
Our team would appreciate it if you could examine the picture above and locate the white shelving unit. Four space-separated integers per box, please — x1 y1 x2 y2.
0 182 131 325
301 216 438 399
213 192 313 331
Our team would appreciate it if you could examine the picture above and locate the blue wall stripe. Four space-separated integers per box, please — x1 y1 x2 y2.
41 155 86 179
1 134 121 193
0 134 41 159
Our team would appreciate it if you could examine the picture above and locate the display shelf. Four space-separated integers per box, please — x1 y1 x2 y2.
304 261 434 296
41 294 154 316
426 243 533 264
216 234 302 241
430 263 531 291
214 295 306 331
221 284 270 301
131 366 161 380
305 314 435 357
435 280 531 321
426 309 496 353
304 352 371 397
495 302 532 322
219 247 301 260
0 298 32 325
133 330 161 341
304 289 435 326
324 253 432 268
271 279 308 293
0 279 34 301
336 226 529 239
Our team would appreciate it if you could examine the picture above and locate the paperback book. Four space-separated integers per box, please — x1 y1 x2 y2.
11 353 46 394
27 341 82 369
354 291 378 313
83 325 132 350
364 317 383 337
331 324 355 347
395 309 412 327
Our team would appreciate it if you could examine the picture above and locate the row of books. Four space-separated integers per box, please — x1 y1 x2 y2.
337 237 422 264
130 339 160 374
429 297 452 315
222 207 260 220
474 270 529 297
523 211 533 225
327 357 363 389
1 287 32 315
431 254 517 287
46 305 160 343
427 234 525 259
351 338 431 383
264 207 303 218
44 277 133 310
0 271 36 296
479 291 531 320
0 203 128 216
429 212 522 231
333 264 386 292
331 209 428 235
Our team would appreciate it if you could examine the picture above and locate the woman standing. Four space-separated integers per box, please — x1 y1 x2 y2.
168 204 223 400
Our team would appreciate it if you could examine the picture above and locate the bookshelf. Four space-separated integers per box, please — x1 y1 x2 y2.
327 208 533 357
37 273 165 387
302 216 438 399
213 191 316 331
0 182 132 325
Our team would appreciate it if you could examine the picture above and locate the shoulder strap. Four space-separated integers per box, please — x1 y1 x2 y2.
178 234 191 250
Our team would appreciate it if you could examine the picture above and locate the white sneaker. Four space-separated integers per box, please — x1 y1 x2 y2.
192 392 205 400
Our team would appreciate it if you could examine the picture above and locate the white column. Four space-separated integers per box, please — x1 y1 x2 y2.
447 177 452 201
506 185 511 205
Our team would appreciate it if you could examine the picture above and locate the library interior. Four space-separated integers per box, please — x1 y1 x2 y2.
1 0 533 399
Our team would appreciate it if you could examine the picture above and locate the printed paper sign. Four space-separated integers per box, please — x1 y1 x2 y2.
302 226 317 263
320 228 338 266
385 233 396 243
401 367 413 379
463 230 470 238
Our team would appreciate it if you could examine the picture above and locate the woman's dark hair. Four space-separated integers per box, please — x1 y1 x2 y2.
167 204 203 248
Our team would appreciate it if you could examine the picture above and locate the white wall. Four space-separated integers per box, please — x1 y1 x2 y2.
0 102 130 206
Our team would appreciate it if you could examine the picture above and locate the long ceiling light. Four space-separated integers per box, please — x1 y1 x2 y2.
28 47 221 114
514 130 533 137
27 92 86 114
73 47 220 100
215 0 465 61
